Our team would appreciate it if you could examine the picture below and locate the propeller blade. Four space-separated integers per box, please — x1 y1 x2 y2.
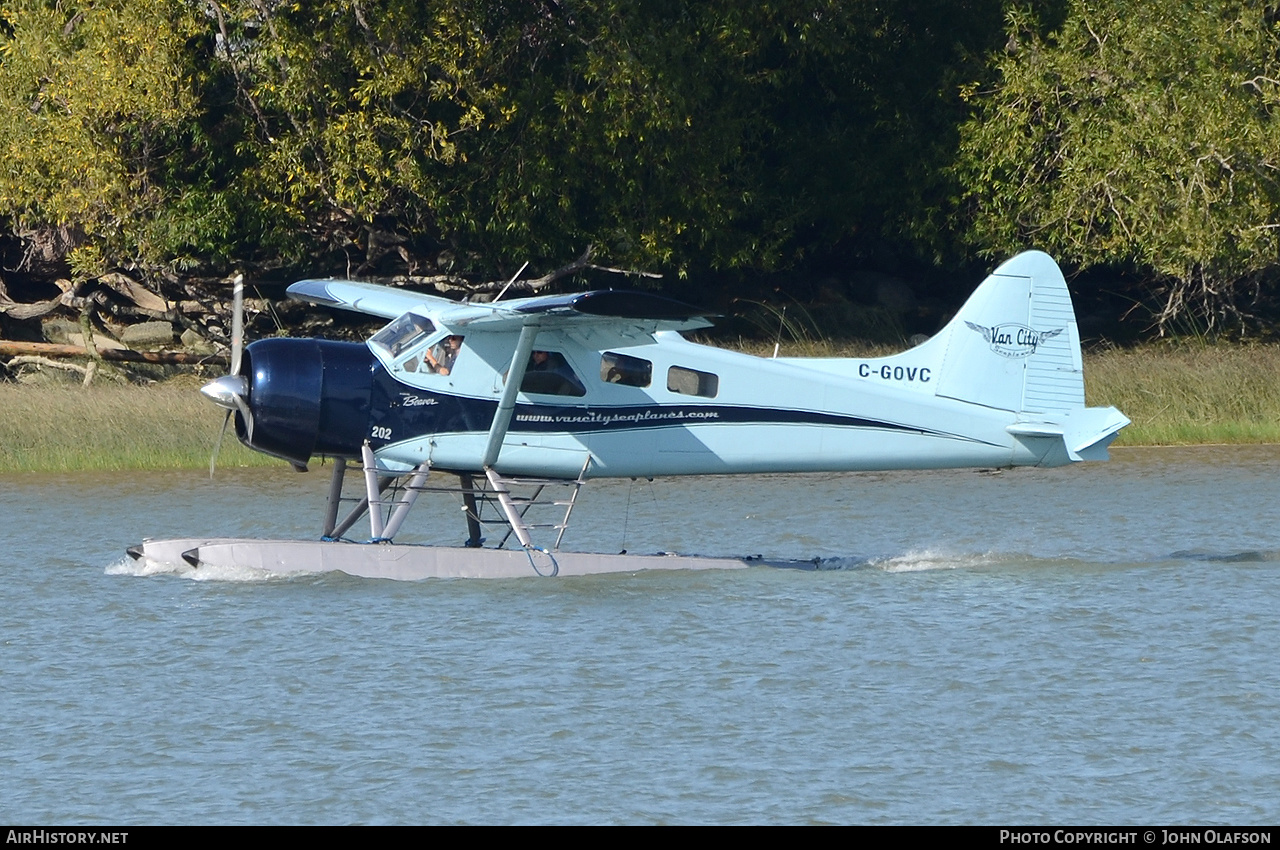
230 273 245 376
231 391 254 444
209 409 232 478
207 274 249 477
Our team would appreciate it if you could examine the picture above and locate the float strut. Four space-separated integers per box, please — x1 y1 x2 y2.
327 477 394 541
380 461 431 541
321 457 347 538
459 473 484 547
361 441 386 540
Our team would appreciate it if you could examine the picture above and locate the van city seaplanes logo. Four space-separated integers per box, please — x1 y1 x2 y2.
965 322 1064 358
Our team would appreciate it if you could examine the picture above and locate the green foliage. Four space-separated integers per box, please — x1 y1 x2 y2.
0 0 1012 284
16 0 1280 338
955 0 1280 331
0 1 210 271
214 0 1005 276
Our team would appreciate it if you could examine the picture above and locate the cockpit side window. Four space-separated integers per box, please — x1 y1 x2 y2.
520 350 587 397
419 334 464 375
601 352 652 387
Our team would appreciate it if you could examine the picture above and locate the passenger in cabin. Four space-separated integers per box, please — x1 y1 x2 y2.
601 351 653 387
521 350 586 396
424 335 463 375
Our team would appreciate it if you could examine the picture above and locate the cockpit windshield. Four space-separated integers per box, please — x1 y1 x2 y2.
370 313 435 357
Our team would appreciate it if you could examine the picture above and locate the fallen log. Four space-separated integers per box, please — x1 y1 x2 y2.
0 276 68 320
5 355 127 387
0 340 228 366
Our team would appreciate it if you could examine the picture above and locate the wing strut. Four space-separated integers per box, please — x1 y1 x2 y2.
481 319 541 469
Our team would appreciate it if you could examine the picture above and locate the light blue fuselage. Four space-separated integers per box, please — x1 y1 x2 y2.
366 329 1033 479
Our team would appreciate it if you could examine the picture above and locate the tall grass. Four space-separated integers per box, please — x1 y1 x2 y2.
710 337 900 359
0 381 278 473
1084 343 1280 445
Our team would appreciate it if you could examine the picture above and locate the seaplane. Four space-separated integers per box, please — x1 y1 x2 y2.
128 250 1128 578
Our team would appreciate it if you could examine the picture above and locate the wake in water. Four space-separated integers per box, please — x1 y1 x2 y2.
862 549 1023 573
840 547 1280 573
753 549 1026 573
1169 549 1280 564
105 556 296 583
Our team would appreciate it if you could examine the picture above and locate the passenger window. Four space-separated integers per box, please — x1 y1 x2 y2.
521 350 587 397
601 352 652 387
667 365 718 398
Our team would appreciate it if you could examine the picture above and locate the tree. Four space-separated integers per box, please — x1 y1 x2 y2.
211 0 1016 280
0 1 1021 307
954 0 1280 332
0 1 220 279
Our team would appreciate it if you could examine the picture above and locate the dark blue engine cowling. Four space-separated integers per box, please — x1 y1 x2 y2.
237 338 374 466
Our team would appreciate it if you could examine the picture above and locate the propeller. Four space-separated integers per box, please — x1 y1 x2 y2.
204 274 253 476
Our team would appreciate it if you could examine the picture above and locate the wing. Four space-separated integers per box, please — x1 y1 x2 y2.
287 279 458 320
288 279 715 333
446 289 715 333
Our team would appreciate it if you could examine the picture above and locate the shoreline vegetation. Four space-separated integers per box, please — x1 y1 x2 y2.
2 342 1277 475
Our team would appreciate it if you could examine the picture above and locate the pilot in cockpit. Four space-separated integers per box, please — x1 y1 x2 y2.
423 335 463 375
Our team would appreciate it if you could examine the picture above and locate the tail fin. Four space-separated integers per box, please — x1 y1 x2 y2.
850 251 1128 464
933 250 1083 414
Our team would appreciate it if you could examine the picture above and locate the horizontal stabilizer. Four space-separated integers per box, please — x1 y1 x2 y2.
1008 406 1130 463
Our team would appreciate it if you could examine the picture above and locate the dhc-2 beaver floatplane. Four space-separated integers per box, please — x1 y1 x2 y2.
129 250 1128 578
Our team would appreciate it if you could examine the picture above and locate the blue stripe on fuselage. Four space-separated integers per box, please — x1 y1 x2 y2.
367 369 950 449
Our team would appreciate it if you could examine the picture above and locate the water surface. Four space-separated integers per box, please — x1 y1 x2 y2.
2 446 1278 823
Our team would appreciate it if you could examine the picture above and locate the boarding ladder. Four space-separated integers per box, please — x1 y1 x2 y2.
475 456 592 555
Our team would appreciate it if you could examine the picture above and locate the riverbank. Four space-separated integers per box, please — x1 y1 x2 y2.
1084 342 1280 445
0 377 277 473
1 344 1277 473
